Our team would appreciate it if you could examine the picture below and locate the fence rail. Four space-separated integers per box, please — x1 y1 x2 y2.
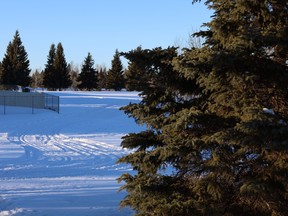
0 91 59 114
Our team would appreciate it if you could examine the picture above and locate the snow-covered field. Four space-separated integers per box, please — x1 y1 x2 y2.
0 91 142 216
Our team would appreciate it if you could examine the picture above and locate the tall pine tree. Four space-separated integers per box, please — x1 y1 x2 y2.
43 43 56 90
54 43 71 90
77 52 98 90
118 1 288 216
1 30 31 87
43 43 71 90
106 49 124 91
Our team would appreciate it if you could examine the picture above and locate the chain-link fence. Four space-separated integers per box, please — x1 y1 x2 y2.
43 93 60 113
0 91 59 114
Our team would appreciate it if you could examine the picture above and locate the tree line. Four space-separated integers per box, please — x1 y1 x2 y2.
0 31 196 92
0 31 197 92
0 31 125 91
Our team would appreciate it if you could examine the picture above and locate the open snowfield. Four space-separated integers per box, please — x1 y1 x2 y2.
0 91 142 216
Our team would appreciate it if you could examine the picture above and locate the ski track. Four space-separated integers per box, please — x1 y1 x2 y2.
0 133 132 173
0 91 141 216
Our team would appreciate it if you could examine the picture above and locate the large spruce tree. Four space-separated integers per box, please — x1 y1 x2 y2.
54 43 71 90
43 43 71 90
1 30 31 86
43 43 57 90
118 1 288 216
106 49 124 91
77 52 98 90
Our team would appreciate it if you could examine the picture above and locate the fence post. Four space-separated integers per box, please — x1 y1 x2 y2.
52 96 54 112
3 96 5 115
32 96 34 114
45 94 47 109
57 96 60 113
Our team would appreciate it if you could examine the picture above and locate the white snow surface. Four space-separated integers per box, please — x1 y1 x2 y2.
0 91 143 216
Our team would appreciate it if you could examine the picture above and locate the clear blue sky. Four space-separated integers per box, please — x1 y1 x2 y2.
0 0 212 71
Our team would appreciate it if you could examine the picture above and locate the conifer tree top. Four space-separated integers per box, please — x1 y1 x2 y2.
0 30 31 86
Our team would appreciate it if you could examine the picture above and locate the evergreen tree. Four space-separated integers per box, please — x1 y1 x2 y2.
106 49 124 91
97 66 107 90
43 43 71 90
1 30 31 86
43 43 56 90
118 47 198 215
31 69 44 88
122 46 150 91
67 62 80 90
54 43 71 90
118 1 288 216
77 52 98 90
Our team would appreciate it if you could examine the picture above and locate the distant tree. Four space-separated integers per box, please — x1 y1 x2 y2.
43 43 71 90
187 32 204 49
106 49 124 91
124 62 142 91
31 69 44 88
173 30 204 54
118 1 288 216
1 30 31 86
77 52 98 90
121 46 152 91
67 62 80 90
43 43 56 90
97 65 107 90
54 43 71 90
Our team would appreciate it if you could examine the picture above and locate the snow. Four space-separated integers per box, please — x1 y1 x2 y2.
263 107 275 115
0 91 143 216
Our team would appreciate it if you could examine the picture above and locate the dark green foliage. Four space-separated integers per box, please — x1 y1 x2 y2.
118 46 201 215
97 66 107 89
118 1 288 216
122 46 198 94
77 52 98 90
122 46 150 91
106 49 125 91
0 30 31 86
43 44 56 89
43 43 71 90
54 43 71 90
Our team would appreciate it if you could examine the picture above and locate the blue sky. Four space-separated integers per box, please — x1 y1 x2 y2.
0 0 212 70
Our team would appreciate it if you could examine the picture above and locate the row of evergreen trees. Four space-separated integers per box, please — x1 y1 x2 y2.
0 31 125 91
0 31 197 92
